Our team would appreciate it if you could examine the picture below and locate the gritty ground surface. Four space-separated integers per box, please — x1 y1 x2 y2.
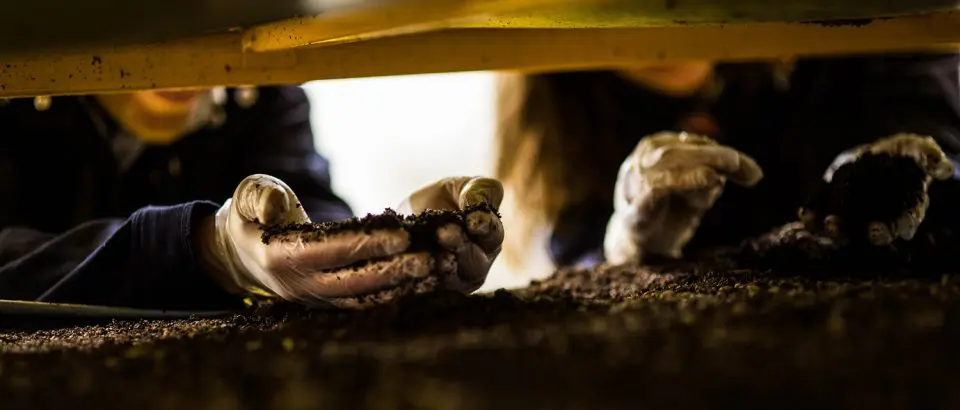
3 245 960 410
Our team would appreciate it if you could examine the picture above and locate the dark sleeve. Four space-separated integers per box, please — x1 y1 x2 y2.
857 52 960 154
787 52 960 173
233 86 354 222
0 201 243 310
549 201 611 268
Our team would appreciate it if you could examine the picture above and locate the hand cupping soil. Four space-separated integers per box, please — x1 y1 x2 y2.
258 203 500 307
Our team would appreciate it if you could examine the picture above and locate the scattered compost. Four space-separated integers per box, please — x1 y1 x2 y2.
4 156 960 409
4 232 960 410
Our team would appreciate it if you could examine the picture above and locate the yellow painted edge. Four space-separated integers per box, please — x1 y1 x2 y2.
1 11 959 98
242 0 604 52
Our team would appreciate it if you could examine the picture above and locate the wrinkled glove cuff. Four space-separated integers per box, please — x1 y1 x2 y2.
213 199 278 298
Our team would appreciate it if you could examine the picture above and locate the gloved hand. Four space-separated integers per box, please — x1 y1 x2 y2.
397 176 505 293
197 174 504 309
603 132 764 265
801 133 956 246
197 174 416 308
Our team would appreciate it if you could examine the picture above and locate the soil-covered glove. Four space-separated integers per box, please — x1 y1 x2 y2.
198 174 422 307
604 132 764 265
397 176 505 293
801 133 956 246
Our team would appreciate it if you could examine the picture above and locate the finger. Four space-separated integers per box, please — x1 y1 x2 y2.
324 253 455 309
232 174 310 225
270 229 411 271
676 132 718 145
463 211 504 255
435 224 493 292
458 177 505 210
642 144 741 173
930 160 956 181
451 244 493 292
646 166 724 191
893 213 920 241
728 152 764 187
867 221 894 246
893 192 929 241
823 215 842 240
640 140 764 187
437 223 467 251
326 277 442 309
292 252 433 300
798 207 818 229
402 177 469 214
638 131 717 152
870 134 955 180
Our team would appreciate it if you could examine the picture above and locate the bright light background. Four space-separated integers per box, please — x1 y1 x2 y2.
303 72 554 291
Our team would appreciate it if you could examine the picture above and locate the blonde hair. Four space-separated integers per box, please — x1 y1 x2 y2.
494 71 626 265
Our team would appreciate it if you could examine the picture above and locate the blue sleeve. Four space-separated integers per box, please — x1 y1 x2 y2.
233 86 354 222
548 201 611 268
0 201 243 310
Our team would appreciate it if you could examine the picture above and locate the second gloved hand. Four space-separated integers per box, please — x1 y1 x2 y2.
603 132 764 265
397 176 505 294
801 133 956 246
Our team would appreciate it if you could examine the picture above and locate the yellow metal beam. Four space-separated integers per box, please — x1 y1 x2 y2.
457 0 960 28
1 11 959 98
242 0 594 52
243 0 960 51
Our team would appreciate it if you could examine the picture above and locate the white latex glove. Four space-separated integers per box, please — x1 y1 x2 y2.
198 174 425 308
802 133 956 245
397 176 505 293
603 132 764 265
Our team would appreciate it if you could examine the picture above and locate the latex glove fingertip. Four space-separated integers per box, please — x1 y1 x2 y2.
233 174 310 225
458 177 504 210
463 211 504 254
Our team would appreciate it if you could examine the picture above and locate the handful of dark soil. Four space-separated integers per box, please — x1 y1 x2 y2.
803 152 928 245
254 203 499 307
260 203 499 251
727 151 960 277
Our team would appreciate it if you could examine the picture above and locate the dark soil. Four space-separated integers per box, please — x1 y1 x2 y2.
261 204 499 254
801 153 928 245
4 239 960 410
5 156 960 409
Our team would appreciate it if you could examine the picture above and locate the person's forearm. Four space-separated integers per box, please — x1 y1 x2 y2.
23 202 245 310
